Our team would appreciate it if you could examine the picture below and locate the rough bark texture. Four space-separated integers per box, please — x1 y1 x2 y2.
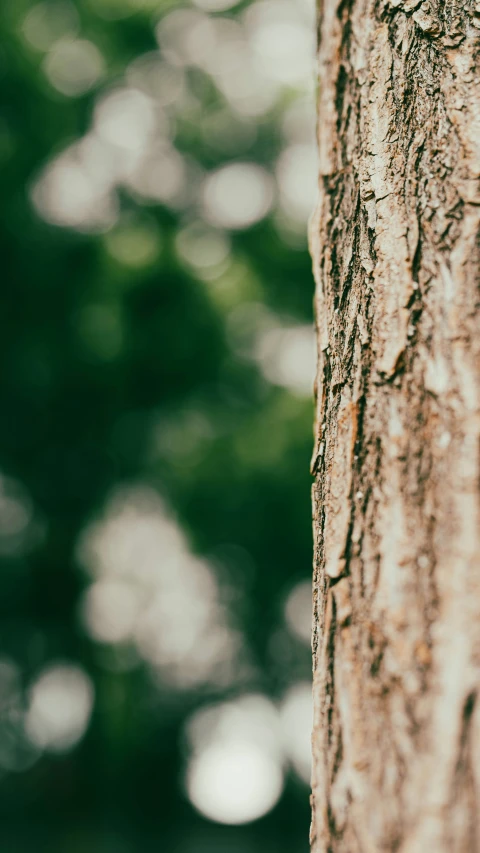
310 2 480 851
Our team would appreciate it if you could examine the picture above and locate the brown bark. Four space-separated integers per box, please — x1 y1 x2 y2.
310 2 480 851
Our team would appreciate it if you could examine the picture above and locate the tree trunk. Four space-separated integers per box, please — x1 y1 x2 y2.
310 2 480 850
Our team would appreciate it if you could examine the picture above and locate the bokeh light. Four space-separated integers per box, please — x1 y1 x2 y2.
202 163 274 230
0 475 39 556
105 216 162 268
1 0 317 847
187 741 284 824
94 87 156 153
21 1 79 52
255 323 316 396
30 145 119 231
43 38 105 96
76 485 244 689
284 580 312 645
25 665 94 753
245 0 315 86
185 695 284 824
280 683 312 785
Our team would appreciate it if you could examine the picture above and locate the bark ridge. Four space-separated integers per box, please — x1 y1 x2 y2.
310 2 480 850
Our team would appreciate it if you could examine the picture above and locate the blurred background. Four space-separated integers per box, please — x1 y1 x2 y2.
0 0 317 849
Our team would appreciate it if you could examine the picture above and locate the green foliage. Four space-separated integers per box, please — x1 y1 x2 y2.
0 0 315 848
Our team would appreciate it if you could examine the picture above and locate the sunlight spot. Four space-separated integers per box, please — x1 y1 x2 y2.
200 259 260 310
281 97 316 146
81 580 142 644
43 38 105 97
76 487 187 581
105 218 161 268
151 407 215 468
201 24 279 118
155 10 216 68
0 475 43 557
256 324 315 396
0 659 41 772
244 0 315 87
250 23 313 86
176 223 231 275
276 143 318 226
76 133 118 186
216 68 279 118
25 665 94 753
216 63 279 118
94 87 156 153
76 486 244 690
284 580 312 645
187 743 283 824
21 1 79 52
0 478 32 544
155 9 279 117
126 144 187 206
202 164 274 230
31 147 118 232
185 695 284 824
126 53 185 106
279 682 312 784
31 82 169 232
197 18 246 76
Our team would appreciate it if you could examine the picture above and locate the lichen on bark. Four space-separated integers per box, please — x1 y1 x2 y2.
310 1 480 850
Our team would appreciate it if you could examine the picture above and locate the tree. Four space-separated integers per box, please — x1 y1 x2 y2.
310 1 480 850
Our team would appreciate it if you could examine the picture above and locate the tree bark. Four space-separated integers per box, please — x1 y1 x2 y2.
310 2 480 850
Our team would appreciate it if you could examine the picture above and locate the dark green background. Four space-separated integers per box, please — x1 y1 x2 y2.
0 0 315 849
